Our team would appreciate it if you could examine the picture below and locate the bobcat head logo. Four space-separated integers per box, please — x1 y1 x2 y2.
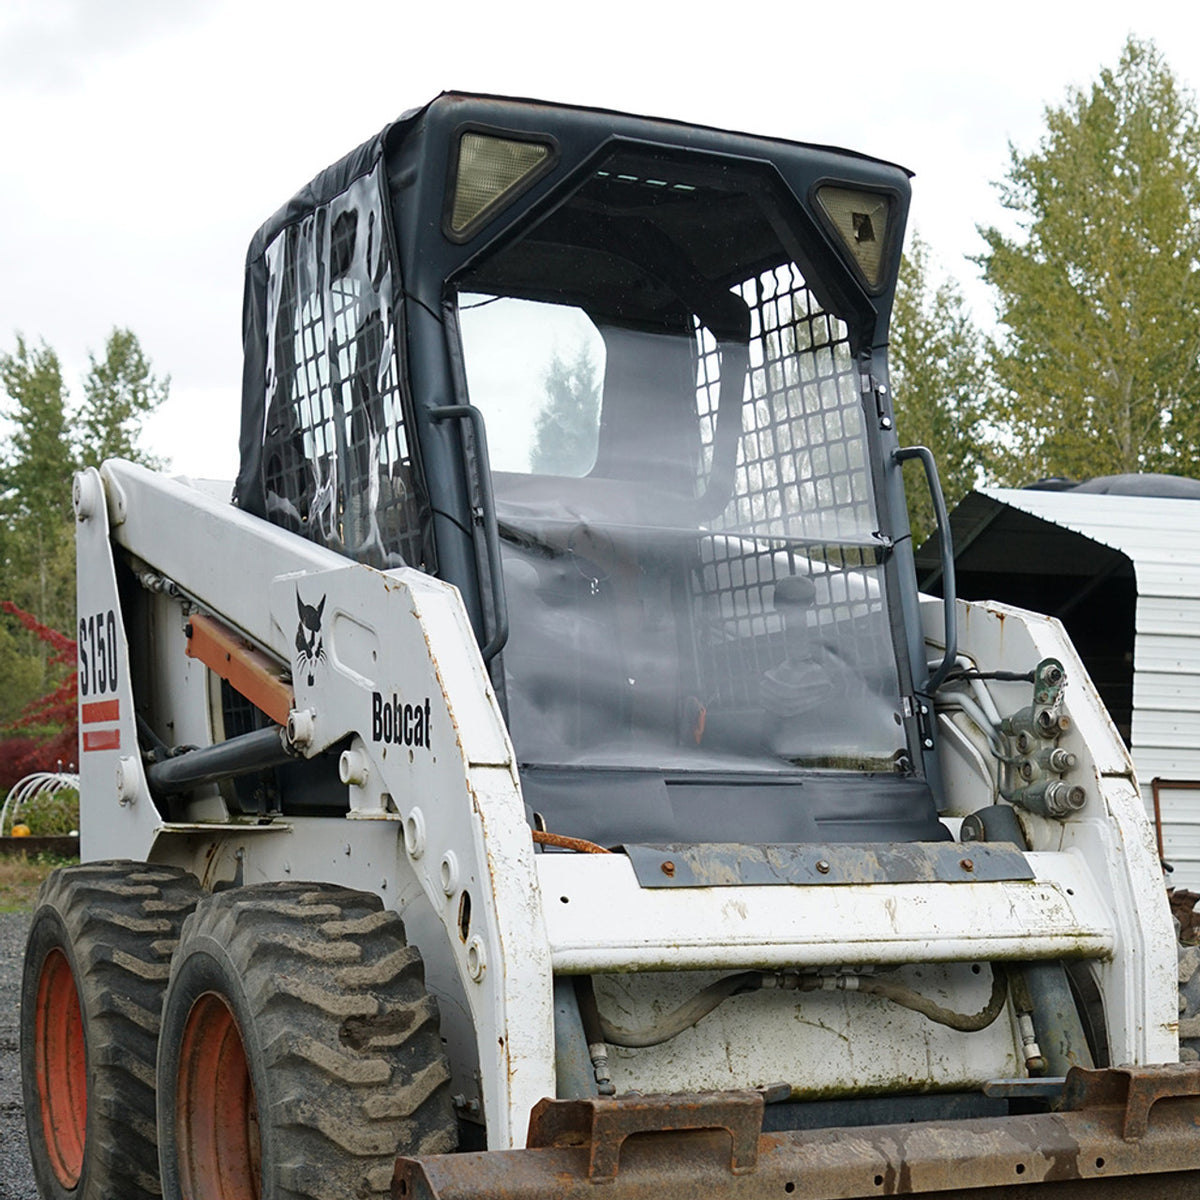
295 592 327 687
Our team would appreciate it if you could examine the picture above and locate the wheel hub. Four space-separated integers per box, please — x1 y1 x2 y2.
34 947 88 1188
177 991 261 1200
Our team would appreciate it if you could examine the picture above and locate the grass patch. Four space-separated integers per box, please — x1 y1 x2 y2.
0 852 76 912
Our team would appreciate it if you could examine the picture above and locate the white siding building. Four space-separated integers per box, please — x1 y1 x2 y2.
916 485 1200 888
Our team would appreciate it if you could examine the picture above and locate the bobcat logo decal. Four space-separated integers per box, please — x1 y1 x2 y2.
295 591 327 687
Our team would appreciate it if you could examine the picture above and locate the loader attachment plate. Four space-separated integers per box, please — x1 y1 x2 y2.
624 841 1036 888
393 1065 1200 1199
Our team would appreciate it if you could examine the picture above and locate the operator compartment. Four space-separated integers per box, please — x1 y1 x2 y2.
224 95 942 846
453 144 940 847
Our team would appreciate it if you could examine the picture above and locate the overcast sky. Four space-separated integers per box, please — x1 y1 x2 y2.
3 0 1200 480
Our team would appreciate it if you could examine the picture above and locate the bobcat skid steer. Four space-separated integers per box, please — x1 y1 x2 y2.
22 93 1200 1200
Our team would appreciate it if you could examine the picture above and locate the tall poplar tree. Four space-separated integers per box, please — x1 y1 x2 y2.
980 37 1200 482
889 234 991 542
0 336 76 633
0 328 169 739
77 327 170 468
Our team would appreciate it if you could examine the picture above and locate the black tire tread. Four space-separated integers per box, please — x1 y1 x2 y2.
22 859 202 1200
173 881 455 1200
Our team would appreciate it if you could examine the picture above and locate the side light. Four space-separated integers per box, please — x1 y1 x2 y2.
448 132 555 240
815 186 893 289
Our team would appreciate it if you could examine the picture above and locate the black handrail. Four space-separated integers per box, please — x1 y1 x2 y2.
894 445 957 694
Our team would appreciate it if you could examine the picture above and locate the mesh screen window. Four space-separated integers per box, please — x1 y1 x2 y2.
259 162 428 571
695 263 889 711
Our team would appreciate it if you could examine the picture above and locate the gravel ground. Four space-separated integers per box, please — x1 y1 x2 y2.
0 909 37 1200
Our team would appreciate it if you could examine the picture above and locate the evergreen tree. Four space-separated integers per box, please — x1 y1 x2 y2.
77 327 170 468
531 346 601 475
980 37 1200 482
0 327 169 751
890 234 991 542
0 336 76 636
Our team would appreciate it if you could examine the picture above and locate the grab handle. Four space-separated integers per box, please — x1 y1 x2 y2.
894 445 956 694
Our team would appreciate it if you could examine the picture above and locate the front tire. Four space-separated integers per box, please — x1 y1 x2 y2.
157 882 456 1200
20 860 202 1200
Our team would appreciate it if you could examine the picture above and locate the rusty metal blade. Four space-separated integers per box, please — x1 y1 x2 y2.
393 1070 1200 1200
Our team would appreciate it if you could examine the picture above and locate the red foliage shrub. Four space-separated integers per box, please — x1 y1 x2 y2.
0 602 77 787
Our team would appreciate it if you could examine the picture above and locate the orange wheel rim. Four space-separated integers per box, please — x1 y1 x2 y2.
177 992 261 1200
34 947 88 1187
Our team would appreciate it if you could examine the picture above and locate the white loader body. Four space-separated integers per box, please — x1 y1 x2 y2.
74 458 1178 1151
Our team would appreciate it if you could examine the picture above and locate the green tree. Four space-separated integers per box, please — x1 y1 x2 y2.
0 616 51 726
0 336 76 636
980 36 1200 482
889 234 991 542
531 346 601 475
77 327 169 468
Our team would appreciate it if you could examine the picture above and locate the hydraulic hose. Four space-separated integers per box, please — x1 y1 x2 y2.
937 689 1007 759
583 965 1008 1048
802 965 1009 1033
531 830 611 854
591 972 767 1048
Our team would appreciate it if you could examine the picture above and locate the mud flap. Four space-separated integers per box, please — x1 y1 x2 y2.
393 1065 1200 1199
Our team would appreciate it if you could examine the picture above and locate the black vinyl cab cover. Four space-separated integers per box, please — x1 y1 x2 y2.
234 92 947 845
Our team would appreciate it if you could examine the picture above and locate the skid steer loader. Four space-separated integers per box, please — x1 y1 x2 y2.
21 92 1200 1200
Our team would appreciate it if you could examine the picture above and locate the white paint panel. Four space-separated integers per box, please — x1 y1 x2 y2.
1134 568 1200 597
1135 599 1200 636
1134 747 1200 780
1132 712 1200 743
538 852 1115 973
1157 785 1200 887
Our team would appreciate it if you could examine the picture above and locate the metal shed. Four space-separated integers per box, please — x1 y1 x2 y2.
916 483 1200 887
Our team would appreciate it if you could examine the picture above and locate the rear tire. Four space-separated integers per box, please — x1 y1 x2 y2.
20 860 203 1200
157 882 456 1200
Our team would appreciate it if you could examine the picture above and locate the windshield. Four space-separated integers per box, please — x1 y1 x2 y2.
456 151 906 774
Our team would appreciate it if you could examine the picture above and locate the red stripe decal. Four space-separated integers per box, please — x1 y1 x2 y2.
82 699 120 724
83 729 121 752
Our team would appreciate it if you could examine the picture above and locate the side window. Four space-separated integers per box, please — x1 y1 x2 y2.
457 294 606 477
259 162 431 571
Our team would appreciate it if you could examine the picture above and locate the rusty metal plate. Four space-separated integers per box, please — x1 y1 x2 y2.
1063 1061 1200 1140
394 1096 1200 1200
624 841 1035 888
527 1092 762 1180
